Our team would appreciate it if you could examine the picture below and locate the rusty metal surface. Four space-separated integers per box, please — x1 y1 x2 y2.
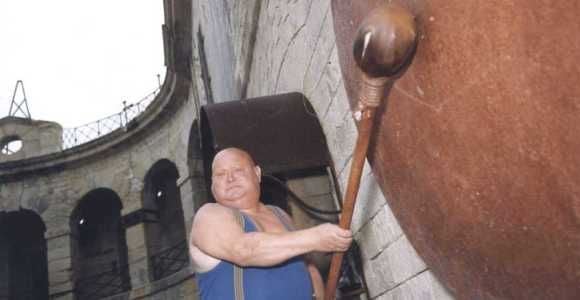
332 0 580 299
200 92 331 176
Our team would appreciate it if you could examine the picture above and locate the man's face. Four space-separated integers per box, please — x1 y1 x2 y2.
211 149 261 208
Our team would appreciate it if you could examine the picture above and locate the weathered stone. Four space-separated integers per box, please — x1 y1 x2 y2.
355 204 403 260
49 281 74 299
351 164 390 233
375 270 454 300
0 117 62 162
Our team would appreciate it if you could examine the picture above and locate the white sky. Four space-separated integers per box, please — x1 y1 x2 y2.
0 0 166 128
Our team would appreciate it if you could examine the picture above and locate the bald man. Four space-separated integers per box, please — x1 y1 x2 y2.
189 148 352 300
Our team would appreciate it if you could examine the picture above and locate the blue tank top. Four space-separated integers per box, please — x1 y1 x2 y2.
196 206 314 300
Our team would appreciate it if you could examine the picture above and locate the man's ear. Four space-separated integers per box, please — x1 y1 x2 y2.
254 165 262 182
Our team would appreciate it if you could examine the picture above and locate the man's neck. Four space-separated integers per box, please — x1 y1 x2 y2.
216 197 264 215
239 202 266 216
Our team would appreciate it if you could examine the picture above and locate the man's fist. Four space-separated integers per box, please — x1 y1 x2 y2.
309 223 353 253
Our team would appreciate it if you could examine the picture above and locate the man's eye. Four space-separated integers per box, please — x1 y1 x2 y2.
233 168 245 174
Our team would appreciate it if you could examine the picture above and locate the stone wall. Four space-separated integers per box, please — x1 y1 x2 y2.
0 88 198 299
0 117 62 162
192 0 261 103
192 0 453 299
0 0 198 296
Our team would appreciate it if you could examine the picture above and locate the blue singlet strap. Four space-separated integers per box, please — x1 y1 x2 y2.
232 209 245 300
268 206 295 231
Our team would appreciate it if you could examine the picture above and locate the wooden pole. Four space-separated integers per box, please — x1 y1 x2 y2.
324 106 376 300
324 4 417 299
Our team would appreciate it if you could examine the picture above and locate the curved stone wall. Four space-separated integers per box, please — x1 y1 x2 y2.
0 117 62 163
0 0 197 298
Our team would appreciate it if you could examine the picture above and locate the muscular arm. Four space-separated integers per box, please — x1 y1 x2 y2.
191 203 351 267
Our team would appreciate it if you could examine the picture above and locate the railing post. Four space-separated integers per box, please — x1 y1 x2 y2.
122 101 129 126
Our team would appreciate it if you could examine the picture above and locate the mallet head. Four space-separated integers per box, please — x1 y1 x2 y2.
353 4 418 79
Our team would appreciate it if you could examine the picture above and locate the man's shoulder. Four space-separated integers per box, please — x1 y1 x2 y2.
192 203 239 241
264 205 296 229
194 203 240 229
265 204 291 217
197 202 233 216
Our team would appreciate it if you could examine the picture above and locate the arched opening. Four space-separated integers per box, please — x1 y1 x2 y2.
70 188 130 300
143 159 188 281
0 135 23 155
0 209 49 300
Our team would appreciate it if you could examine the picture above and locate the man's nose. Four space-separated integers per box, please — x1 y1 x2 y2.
226 172 235 182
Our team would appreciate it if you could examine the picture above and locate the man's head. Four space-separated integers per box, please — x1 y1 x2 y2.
211 148 262 209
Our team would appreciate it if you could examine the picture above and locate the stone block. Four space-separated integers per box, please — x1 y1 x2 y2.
46 234 71 261
355 205 404 260
48 267 71 286
387 235 428 285
362 235 428 298
375 270 454 300
362 248 396 298
48 256 71 273
351 165 390 233
324 99 358 178
49 281 73 298
126 224 147 250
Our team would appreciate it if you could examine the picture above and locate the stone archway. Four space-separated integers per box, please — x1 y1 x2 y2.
0 208 49 300
143 159 189 280
70 188 130 300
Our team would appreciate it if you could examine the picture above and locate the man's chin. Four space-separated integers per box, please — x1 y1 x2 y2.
220 193 246 204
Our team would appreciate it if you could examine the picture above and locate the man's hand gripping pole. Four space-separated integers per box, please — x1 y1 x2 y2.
324 4 417 299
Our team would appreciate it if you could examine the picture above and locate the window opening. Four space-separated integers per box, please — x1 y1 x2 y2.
70 189 130 300
0 209 49 300
0 136 23 155
144 160 188 281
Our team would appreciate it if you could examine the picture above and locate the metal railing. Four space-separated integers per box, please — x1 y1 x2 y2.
150 240 189 280
62 86 160 150
74 263 131 300
73 240 189 300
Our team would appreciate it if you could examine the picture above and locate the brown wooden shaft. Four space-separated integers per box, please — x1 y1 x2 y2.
324 108 376 300
324 4 416 298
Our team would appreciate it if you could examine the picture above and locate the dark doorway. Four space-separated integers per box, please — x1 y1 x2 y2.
143 159 188 281
70 188 130 300
0 209 49 300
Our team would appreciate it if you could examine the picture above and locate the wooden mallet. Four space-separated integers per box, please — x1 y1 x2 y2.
324 4 417 299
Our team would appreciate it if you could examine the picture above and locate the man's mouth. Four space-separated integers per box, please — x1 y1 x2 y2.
226 185 241 191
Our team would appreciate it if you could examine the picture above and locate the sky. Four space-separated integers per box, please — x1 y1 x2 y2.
0 0 166 128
